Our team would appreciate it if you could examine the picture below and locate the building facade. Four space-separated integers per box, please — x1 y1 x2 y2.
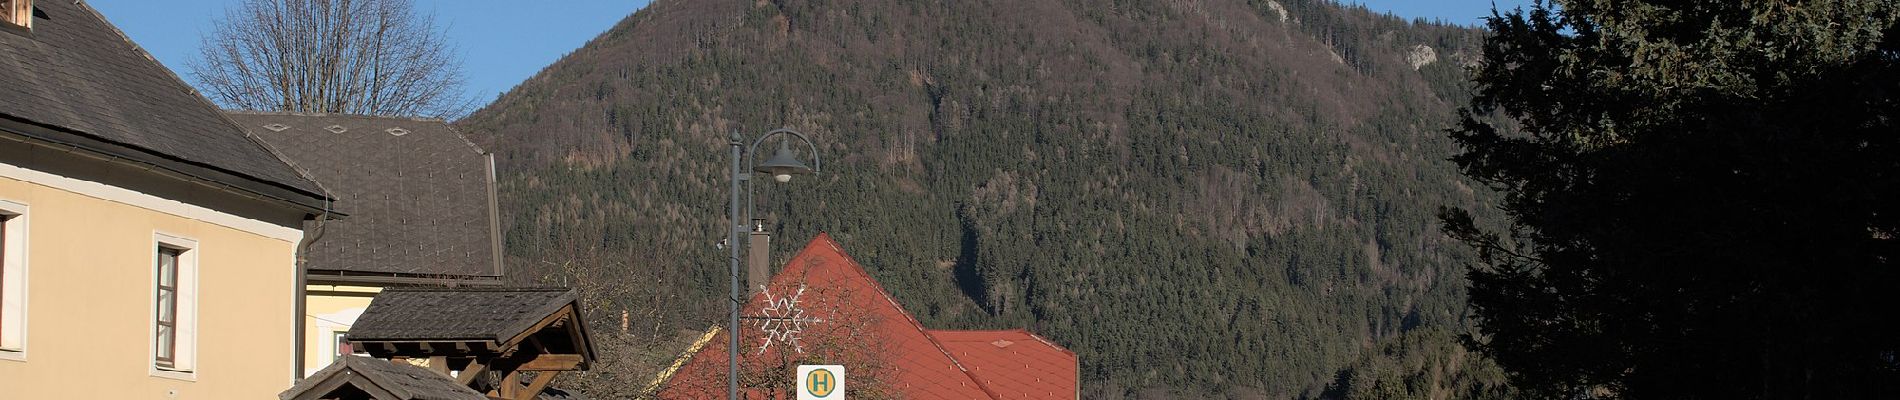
0 0 335 397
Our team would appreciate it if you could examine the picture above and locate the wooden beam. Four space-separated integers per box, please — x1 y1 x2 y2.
502 304 575 349
428 356 450 376
518 372 559 400
457 360 488 386
527 335 546 354
497 370 523 398
515 354 585 371
567 315 593 368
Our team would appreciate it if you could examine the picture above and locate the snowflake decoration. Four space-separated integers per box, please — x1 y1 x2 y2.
755 284 822 354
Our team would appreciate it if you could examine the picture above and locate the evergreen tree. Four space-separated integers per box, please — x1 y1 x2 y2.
1445 1 1900 398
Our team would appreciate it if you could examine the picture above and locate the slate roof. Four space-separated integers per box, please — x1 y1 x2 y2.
226 112 499 278
659 233 1079 399
348 287 578 344
930 330 1079 399
0 1 327 208
279 356 486 400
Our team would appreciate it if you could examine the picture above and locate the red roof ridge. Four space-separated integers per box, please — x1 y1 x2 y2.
1023 330 1079 358
930 329 1035 336
667 234 1074 399
820 236 1005 399
783 234 1003 399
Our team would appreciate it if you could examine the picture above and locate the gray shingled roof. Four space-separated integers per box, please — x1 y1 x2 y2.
349 287 578 343
0 1 327 206
279 356 486 400
226 112 499 278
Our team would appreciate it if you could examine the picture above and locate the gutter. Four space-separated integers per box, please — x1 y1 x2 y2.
305 272 507 287
643 325 724 396
0 114 337 214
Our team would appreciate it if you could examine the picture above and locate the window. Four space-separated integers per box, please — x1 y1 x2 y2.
333 331 367 361
0 0 29 29
151 233 196 377
154 247 179 368
0 200 25 359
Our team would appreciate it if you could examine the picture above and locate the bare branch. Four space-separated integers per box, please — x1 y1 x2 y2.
187 0 470 119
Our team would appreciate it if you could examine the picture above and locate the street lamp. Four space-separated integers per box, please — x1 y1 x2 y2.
725 128 819 400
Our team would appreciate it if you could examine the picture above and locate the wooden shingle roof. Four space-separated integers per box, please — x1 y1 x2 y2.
279 356 486 400
226 112 500 279
349 287 580 345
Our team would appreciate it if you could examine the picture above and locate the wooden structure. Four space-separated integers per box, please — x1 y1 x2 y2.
279 356 487 400
342 287 596 400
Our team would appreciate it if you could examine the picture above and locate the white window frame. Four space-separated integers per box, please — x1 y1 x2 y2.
150 232 198 381
0 199 27 361
330 330 369 361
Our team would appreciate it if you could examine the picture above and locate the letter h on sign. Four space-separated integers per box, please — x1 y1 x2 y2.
797 365 845 400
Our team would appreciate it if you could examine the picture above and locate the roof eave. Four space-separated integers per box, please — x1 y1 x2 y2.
305 271 504 286
0 114 338 214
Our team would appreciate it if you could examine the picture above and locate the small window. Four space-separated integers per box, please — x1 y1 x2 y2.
333 331 367 361
154 247 180 368
0 0 30 29
0 200 26 358
151 233 197 377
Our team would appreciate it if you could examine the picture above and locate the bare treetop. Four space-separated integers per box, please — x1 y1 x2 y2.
190 0 470 119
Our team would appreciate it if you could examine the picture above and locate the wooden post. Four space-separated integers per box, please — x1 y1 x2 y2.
496 370 522 398
519 372 559 400
428 356 449 376
457 360 488 386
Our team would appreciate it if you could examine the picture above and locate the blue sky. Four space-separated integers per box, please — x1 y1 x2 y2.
1352 0 1536 26
87 0 1527 110
88 0 652 107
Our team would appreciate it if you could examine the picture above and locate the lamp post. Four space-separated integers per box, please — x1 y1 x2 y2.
726 128 819 400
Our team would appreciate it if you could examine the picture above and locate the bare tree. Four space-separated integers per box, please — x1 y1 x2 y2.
189 0 471 119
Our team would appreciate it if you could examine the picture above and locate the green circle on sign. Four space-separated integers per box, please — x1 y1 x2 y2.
806 368 837 397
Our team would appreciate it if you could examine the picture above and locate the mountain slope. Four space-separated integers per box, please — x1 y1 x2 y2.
458 0 1499 397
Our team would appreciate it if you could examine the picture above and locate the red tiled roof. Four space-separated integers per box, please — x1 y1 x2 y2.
660 233 1028 399
930 329 1080 400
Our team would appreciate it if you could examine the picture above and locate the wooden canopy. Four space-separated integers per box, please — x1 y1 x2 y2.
344 287 596 400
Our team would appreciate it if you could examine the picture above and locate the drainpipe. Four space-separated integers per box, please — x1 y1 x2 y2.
292 203 331 381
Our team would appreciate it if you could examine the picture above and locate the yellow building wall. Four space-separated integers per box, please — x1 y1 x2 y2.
304 284 380 376
0 167 303 399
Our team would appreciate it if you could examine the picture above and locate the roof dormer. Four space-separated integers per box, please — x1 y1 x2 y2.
0 0 29 30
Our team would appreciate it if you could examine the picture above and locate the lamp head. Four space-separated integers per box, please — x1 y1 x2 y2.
754 140 814 183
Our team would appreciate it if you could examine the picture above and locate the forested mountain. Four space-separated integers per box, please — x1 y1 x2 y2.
456 0 1506 397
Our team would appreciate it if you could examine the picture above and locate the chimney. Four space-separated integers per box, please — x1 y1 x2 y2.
747 219 771 295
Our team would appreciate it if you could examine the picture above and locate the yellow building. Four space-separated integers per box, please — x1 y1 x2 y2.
0 0 338 398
